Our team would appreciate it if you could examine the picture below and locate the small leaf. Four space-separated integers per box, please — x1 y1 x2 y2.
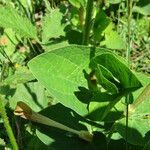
36 129 54 145
90 52 142 90
133 0 150 16
95 64 118 94
0 138 5 146
93 10 110 42
101 23 126 50
1 28 18 56
98 65 117 83
4 67 35 85
68 0 86 8
88 53 142 121
42 9 65 43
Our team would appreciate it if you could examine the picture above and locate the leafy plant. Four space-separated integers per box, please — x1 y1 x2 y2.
0 0 149 149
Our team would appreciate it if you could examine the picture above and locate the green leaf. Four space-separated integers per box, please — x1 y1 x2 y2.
1 28 19 56
88 53 142 121
97 64 118 85
4 66 35 85
42 9 65 43
95 64 118 94
26 132 48 150
36 129 54 145
0 138 5 147
68 0 86 8
132 73 150 103
133 0 150 16
90 52 142 90
28 45 92 115
101 23 126 50
9 82 49 112
93 10 110 42
0 6 37 39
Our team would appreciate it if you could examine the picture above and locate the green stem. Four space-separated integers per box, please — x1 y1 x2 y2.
125 0 132 150
125 94 129 150
82 0 94 45
0 96 18 150
126 0 132 65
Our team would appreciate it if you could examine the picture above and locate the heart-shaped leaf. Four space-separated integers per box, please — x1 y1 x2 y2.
28 45 93 115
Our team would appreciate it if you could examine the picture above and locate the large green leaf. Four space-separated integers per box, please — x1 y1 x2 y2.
0 6 37 39
35 103 88 147
28 45 142 117
28 45 93 115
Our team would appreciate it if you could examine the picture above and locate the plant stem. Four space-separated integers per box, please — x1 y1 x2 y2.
0 96 18 150
82 0 94 45
126 0 132 150
125 94 129 150
126 0 132 65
